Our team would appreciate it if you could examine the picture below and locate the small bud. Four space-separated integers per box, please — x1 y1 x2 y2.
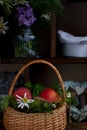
66 92 71 98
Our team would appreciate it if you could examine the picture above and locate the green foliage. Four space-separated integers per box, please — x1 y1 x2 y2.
25 82 45 97
46 0 64 14
0 95 11 110
65 91 76 106
25 81 33 90
51 84 62 94
0 0 65 15
29 0 64 15
10 96 18 110
0 95 18 111
28 99 53 113
33 84 45 97
0 0 15 15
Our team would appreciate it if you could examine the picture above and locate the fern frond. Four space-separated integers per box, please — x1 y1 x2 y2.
0 0 15 15
0 95 11 110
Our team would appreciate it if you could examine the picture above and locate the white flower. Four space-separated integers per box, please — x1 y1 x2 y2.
0 17 9 34
16 93 34 109
42 13 51 21
66 92 71 98
14 0 27 5
51 103 57 109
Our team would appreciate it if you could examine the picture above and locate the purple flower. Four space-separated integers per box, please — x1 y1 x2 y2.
15 2 36 27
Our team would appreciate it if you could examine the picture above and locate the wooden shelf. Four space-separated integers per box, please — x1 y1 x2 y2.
1 121 87 130
1 57 87 64
65 122 87 130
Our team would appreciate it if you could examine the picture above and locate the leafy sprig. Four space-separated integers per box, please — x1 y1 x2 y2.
0 95 11 110
65 91 76 106
0 0 65 16
0 0 15 15
25 82 45 97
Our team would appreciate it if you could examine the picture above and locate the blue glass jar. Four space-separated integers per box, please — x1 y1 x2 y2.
14 27 39 58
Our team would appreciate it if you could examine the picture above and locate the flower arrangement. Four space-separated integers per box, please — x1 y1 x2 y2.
0 1 37 35
0 1 38 57
0 0 64 35
0 82 76 113
0 59 76 130
0 0 65 57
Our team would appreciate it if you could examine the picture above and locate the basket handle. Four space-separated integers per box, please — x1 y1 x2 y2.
8 59 65 99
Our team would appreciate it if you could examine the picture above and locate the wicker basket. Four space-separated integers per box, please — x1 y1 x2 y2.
3 59 67 130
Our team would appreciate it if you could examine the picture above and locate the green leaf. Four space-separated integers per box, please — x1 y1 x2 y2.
25 82 45 97
0 95 11 110
0 0 15 15
10 96 18 110
33 83 45 97
25 81 33 90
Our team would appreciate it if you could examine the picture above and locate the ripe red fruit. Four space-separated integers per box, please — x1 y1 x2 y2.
39 88 62 103
13 87 32 99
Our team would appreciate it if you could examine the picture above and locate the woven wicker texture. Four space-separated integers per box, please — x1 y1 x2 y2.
3 59 67 130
